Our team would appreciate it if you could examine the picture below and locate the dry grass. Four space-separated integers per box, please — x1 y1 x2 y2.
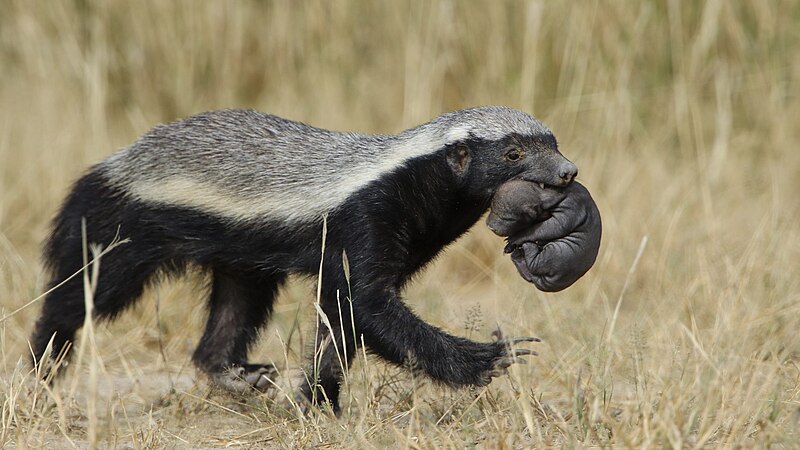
1 1 799 448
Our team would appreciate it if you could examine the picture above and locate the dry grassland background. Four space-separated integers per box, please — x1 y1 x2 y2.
1 1 799 448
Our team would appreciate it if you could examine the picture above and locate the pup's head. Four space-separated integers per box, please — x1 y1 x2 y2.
438 107 577 197
486 179 566 236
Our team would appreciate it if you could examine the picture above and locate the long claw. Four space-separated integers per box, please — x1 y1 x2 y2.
508 336 541 344
511 348 538 357
485 329 542 382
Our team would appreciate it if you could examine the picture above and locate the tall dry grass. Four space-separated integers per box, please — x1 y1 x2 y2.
1 1 799 447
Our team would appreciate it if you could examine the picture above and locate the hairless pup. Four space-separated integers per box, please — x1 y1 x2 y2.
486 180 602 292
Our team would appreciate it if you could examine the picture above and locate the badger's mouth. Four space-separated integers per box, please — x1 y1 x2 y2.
521 179 566 190
519 172 573 189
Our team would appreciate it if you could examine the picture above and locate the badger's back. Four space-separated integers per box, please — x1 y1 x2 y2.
91 107 549 223
96 110 426 223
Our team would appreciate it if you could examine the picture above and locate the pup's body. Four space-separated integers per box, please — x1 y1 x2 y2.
487 180 602 292
32 107 577 412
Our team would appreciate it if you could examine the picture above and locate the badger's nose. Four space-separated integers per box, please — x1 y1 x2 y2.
559 162 578 184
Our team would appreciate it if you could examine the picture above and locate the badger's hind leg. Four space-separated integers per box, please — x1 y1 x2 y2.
31 170 167 377
193 269 286 393
31 236 163 377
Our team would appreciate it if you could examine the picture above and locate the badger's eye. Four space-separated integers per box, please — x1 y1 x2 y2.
504 148 524 162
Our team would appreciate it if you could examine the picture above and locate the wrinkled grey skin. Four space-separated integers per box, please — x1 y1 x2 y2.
486 179 567 236
487 180 602 292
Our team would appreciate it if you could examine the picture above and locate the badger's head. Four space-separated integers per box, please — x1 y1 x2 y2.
438 106 577 198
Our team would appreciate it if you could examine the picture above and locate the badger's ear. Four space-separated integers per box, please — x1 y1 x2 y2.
446 144 471 178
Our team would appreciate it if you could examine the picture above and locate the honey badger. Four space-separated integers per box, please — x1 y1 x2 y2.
31 106 578 413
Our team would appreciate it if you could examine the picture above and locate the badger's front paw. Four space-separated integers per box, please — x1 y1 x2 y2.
478 329 540 385
210 363 278 393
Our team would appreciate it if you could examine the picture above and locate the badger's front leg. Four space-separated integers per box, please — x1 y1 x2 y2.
296 257 538 412
353 284 539 388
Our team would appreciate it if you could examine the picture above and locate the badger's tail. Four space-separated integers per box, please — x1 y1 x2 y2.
31 168 165 374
